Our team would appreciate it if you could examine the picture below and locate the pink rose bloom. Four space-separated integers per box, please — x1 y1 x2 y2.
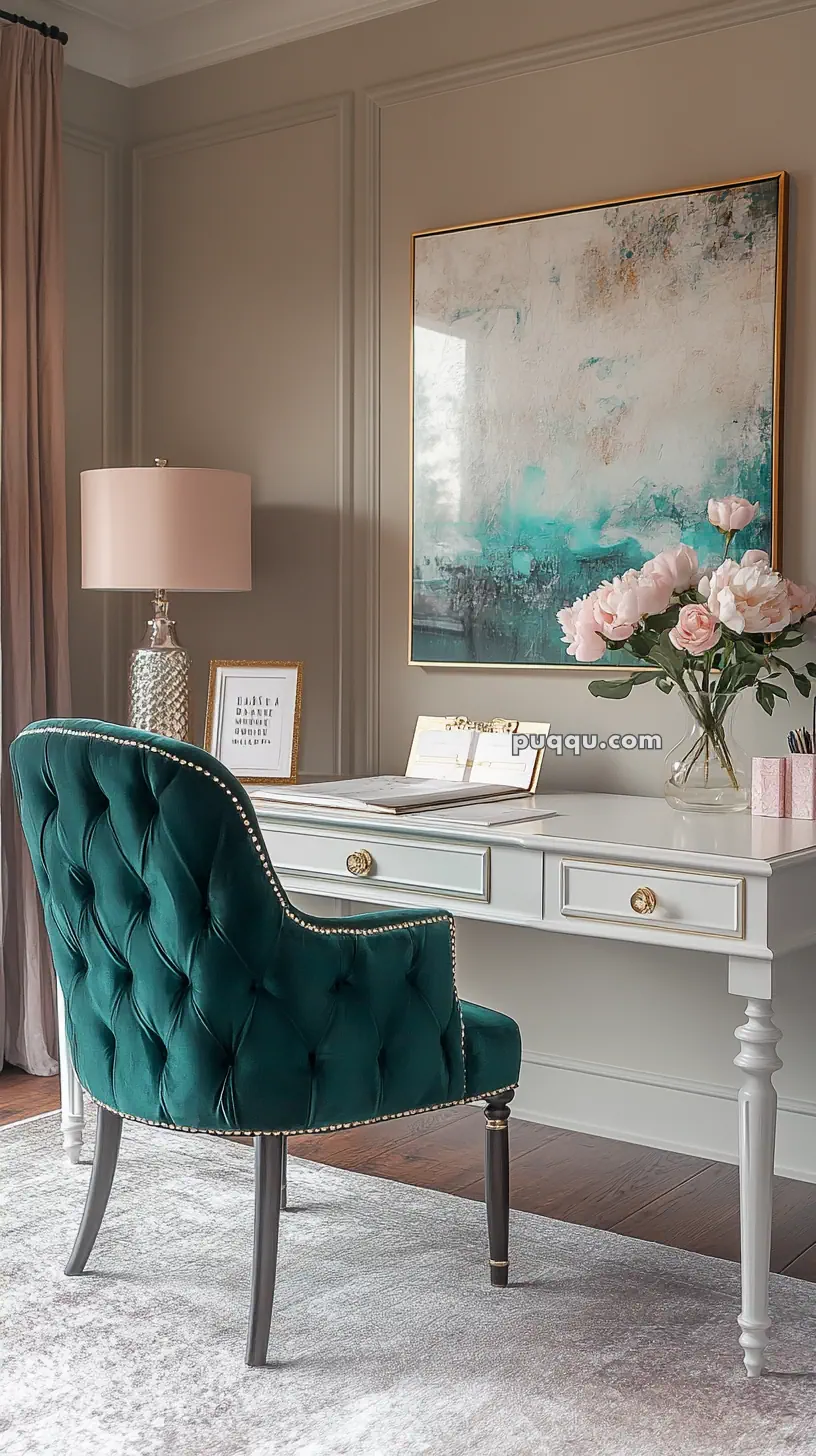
592 571 643 642
741 549 769 568
707 496 759 533
786 579 816 624
642 544 700 594
669 603 721 656
557 595 607 662
697 558 791 635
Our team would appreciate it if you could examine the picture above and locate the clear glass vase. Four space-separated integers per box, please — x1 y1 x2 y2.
664 695 750 813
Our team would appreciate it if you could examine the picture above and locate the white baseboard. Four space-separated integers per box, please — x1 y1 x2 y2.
516 1050 816 1184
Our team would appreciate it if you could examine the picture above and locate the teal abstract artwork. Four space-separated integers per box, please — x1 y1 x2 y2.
411 175 786 666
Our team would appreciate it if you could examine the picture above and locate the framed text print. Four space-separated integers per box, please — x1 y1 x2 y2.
411 173 788 668
204 660 303 785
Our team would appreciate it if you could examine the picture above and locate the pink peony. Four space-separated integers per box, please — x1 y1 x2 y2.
786 580 816 624
642 544 700 594
697 558 791 635
707 496 759 533
741 549 769 568
669 603 721 656
592 571 645 642
557 595 607 662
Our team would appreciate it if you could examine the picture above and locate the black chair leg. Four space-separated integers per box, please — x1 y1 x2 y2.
280 1135 288 1211
484 1091 514 1287
245 1134 284 1367
65 1106 123 1275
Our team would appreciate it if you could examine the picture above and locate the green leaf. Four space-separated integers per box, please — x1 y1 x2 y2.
763 654 808 696
588 677 636 699
588 670 656 699
656 676 673 695
755 681 788 713
734 639 766 667
649 630 685 680
756 682 776 716
644 608 681 633
806 662 816 680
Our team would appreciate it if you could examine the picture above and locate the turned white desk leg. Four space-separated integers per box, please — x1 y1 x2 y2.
734 995 782 1379
56 982 84 1164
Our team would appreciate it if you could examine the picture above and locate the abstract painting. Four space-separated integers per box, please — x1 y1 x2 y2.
411 174 787 667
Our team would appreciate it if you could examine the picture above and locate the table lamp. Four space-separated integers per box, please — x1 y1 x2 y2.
81 460 252 741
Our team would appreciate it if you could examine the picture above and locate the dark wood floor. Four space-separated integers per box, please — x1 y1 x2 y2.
3 1065 815 1280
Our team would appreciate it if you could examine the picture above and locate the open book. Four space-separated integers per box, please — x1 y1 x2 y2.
250 717 549 814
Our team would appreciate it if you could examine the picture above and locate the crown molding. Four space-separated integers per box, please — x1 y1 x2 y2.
37 0 437 86
28 0 132 83
39 0 816 89
34 0 816 88
367 0 816 106
129 0 439 87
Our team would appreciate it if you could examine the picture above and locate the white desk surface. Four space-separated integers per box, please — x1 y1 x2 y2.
253 791 816 874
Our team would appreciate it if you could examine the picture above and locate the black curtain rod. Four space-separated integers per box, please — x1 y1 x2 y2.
0 9 68 44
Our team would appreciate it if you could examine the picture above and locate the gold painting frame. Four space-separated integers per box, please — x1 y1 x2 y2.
204 659 303 785
409 171 789 671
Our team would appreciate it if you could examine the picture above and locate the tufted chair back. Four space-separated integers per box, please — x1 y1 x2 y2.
11 719 466 1136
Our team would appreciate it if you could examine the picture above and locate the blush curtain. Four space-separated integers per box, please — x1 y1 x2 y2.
0 25 71 1074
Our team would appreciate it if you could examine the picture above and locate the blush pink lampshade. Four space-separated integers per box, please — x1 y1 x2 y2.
81 464 252 743
81 466 252 592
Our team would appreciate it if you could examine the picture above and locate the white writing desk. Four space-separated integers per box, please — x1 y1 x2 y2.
57 791 816 1377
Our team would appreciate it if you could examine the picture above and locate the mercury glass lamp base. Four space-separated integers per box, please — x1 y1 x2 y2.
129 646 191 741
128 592 191 741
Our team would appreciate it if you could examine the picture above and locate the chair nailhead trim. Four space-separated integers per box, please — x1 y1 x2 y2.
83 1082 519 1138
20 724 469 1090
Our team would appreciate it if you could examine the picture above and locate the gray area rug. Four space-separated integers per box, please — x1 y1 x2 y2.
2 1111 816 1456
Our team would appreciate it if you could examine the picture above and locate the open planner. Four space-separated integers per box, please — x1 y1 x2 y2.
249 716 550 814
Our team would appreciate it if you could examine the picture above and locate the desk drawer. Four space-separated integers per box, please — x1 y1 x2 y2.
263 825 490 902
559 858 744 938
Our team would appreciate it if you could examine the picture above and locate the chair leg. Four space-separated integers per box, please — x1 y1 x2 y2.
65 1106 123 1275
484 1091 514 1287
245 1134 284 1367
280 1135 288 1211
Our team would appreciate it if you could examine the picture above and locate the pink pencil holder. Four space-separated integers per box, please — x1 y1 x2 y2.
751 757 788 817
786 754 816 819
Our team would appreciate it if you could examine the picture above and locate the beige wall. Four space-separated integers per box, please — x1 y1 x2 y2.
76 0 816 1169
63 68 132 720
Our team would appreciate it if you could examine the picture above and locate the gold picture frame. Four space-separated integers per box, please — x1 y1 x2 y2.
410 171 788 670
204 660 303 785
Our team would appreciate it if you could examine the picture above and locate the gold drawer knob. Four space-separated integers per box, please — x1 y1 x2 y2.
630 886 657 916
346 849 374 877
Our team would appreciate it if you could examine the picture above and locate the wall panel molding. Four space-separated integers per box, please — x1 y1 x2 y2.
352 93 383 773
131 94 354 771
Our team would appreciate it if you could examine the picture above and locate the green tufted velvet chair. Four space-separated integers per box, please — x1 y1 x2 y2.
11 719 522 1365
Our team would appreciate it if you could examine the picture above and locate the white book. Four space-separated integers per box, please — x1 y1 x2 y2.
417 802 558 828
249 775 529 815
